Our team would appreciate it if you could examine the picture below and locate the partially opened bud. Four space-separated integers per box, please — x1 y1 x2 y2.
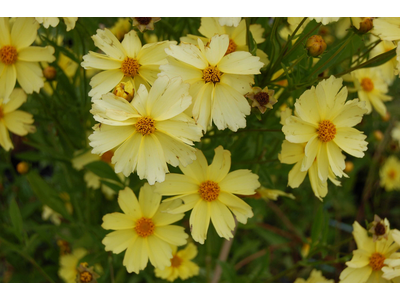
306 35 327 57
113 81 134 102
16 161 29 174
43 66 57 81
358 18 374 34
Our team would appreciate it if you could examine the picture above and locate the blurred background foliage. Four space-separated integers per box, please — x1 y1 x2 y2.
1 17 400 283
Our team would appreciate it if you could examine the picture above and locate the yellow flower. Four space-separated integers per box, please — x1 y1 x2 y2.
339 222 400 283
155 146 259 244
351 68 392 117
102 185 188 274
161 34 263 132
81 28 175 98
89 75 202 184
59 248 87 283
282 76 368 185
0 88 35 151
110 18 132 41
0 17 55 99
218 18 241 27
246 86 277 114
132 18 161 32
294 269 334 283
379 156 400 191
382 230 400 281
154 243 199 282
373 17 400 41
35 17 78 31
181 18 269 66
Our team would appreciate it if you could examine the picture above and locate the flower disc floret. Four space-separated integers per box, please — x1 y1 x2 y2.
134 217 155 237
369 252 386 271
254 92 269 106
135 17 152 25
80 271 93 283
203 66 222 84
361 77 374 92
121 57 140 77
199 180 220 202
170 255 183 268
0 45 18 65
135 116 156 135
225 39 237 55
317 120 336 142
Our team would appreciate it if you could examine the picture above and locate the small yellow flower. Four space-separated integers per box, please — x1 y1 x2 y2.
155 146 260 244
59 248 87 283
35 17 78 31
155 243 199 282
110 18 132 41
382 229 400 281
0 88 35 151
102 185 188 274
294 269 334 283
379 156 400 191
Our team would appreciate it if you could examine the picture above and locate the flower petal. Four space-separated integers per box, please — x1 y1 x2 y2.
207 146 231 182
118 187 142 220
147 235 173 270
218 51 263 74
123 237 148 274
204 34 229 66
217 192 253 224
155 173 199 196
220 73 253 95
139 183 162 218
219 169 260 195
137 41 176 65
3 110 34 136
0 65 16 99
3 88 26 113
165 43 208 70
121 30 142 58
154 225 188 246
102 212 135 230
0 18 11 46
334 127 368 158
89 123 134 155
15 61 43 94
0 121 13 151
210 200 235 239
18 46 55 63
282 116 318 144
92 28 126 60
179 149 209 183
88 69 124 98
112 132 141 177
189 200 211 244
102 229 137 254
81 51 122 69
11 17 39 50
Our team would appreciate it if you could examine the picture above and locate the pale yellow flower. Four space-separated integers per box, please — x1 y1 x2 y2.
218 18 241 27
181 18 269 66
155 146 259 244
351 68 392 117
35 17 78 31
0 88 35 151
154 243 199 282
373 18 400 41
81 28 175 98
110 18 132 41
282 76 368 185
294 269 334 283
382 230 400 281
0 17 55 99
339 222 400 283
89 75 202 184
59 248 87 283
102 185 188 274
161 34 264 132
379 156 400 192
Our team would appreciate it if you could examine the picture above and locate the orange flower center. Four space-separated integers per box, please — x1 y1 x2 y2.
199 180 220 202
79 271 93 283
203 66 222 84
361 77 374 92
369 252 386 271
388 169 396 180
225 39 237 55
0 45 18 65
101 150 114 164
317 120 336 142
135 17 152 25
135 116 156 135
135 217 155 237
121 57 140 77
170 255 183 268
254 92 270 106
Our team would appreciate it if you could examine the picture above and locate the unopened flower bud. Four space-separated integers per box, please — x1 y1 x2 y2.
113 82 134 102
43 66 57 81
306 35 327 57
344 161 354 173
16 161 29 174
382 112 390 122
358 18 374 34
373 130 384 141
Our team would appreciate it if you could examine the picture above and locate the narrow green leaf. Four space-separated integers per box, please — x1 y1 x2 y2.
85 161 122 183
311 204 324 247
9 199 24 241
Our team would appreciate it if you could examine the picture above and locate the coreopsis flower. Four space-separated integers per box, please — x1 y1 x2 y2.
132 17 161 32
35 17 78 31
218 17 241 27
59 248 87 283
160 34 264 132
339 222 400 283
155 146 260 244
382 230 400 281
294 269 334 283
0 17 55 99
75 262 100 283
368 215 390 242
246 86 277 114
110 18 132 41
282 76 368 184
373 17 400 41
309 17 340 25
181 18 269 66
102 185 188 274
350 68 392 117
154 243 199 282
81 28 175 98
89 75 202 184
379 156 400 192
0 88 35 151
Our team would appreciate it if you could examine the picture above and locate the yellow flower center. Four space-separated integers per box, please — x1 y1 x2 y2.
101 150 113 164
135 116 156 136
225 39 237 55
0 45 18 65
388 169 396 180
317 120 336 142
361 77 374 92
121 57 140 77
79 271 93 283
254 92 270 106
199 180 220 202
369 252 386 271
203 66 222 84
135 17 152 25
170 255 183 268
135 217 155 237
